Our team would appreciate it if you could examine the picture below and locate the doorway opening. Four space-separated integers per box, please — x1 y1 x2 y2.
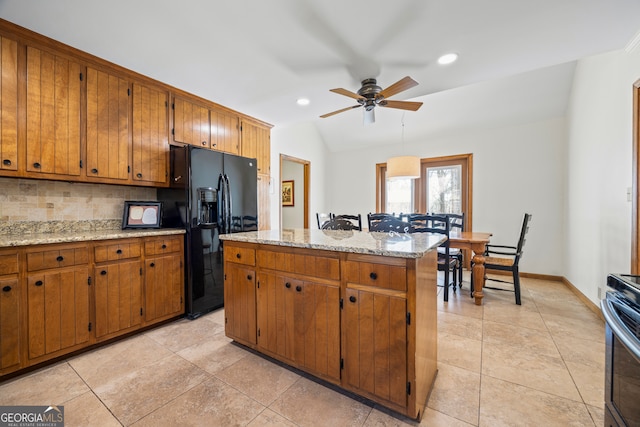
280 154 310 229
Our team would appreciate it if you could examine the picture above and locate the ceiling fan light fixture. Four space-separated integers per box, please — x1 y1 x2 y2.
437 53 458 65
387 156 420 180
363 108 375 124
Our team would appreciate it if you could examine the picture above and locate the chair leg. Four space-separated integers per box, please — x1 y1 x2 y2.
452 264 458 292
470 267 474 297
513 267 522 305
443 267 449 302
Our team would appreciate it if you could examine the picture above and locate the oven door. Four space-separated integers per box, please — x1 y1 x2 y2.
602 293 640 427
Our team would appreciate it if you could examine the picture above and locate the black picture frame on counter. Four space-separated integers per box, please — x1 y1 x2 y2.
122 201 163 229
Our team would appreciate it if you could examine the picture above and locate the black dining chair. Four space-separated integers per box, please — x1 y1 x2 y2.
367 213 413 233
316 212 332 229
475 213 532 305
430 212 465 288
332 214 362 231
367 213 395 230
407 213 459 302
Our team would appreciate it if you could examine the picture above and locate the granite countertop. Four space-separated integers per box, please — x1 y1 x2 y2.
220 228 445 258
0 227 185 248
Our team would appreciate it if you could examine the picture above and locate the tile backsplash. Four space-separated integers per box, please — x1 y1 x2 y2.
0 177 156 224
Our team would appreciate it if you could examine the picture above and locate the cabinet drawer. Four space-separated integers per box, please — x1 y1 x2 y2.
345 259 407 291
0 253 19 275
257 249 340 281
94 241 141 262
27 246 88 271
224 246 255 266
144 236 182 255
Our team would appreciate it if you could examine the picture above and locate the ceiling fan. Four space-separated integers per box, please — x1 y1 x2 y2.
320 76 423 122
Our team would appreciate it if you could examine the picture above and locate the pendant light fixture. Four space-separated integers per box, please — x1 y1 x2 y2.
386 114 420 180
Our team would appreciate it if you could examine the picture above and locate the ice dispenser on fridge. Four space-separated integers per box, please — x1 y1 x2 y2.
197 187 217 227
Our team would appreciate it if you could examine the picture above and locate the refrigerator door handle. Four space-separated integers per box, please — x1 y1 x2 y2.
224 174 232 233
217 173 226 234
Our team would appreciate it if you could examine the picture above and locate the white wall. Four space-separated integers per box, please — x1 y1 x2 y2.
565 49 640 304
325 117 567 277
281 160 305 228
270 122 331 230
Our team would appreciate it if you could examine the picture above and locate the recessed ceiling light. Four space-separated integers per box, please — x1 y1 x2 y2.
296 98 310 106
437 53 458 65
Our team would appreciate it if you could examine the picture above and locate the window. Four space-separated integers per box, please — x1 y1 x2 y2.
377 153 472 228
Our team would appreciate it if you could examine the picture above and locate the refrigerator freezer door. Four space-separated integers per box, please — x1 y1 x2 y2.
223 153 258 232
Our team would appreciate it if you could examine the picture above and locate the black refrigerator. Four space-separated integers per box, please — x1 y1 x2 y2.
158 145 258 319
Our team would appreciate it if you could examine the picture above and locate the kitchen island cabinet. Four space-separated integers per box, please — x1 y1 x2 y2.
221 229 442 420
0 249 20 375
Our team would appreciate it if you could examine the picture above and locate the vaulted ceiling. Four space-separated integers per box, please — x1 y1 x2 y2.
1 0 639 151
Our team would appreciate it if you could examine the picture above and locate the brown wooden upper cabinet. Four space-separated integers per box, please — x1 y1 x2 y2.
173 97 210 149
132 84 169 185
86 67 130 181
0 36 18 173
210 107 240 155
26 46 82 177
241 120 270 175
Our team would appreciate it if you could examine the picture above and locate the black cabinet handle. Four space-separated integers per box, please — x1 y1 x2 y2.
285 282 291 288
136 173 142 178
2 159 11 166
349 295 356 303
150 262 155 267
236 253 241 259
35 280 43 287
202 141 207 146
369 272 377 280
33 162 41 168
161 244 167 249
56 255 64 262
212 143 217 147
247 275 252 280
100 270 107 275
296 285 302 292
116 249 122 254
91 168 98 174
2 286 11 292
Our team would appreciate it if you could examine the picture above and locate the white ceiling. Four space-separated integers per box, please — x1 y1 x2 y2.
1 0 639 152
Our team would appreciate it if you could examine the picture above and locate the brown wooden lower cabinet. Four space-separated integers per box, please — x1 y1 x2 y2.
0 233 184 380
223 241 438 420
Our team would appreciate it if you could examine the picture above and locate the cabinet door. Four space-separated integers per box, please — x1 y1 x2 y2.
132 83 168 185
210 108 239 154
86 67 130 181
94 260 143 339
241 121 270 175
26 46 81 176
173 97 209 148
256 272 296 361
0 277 20 371
27 267 90 359
144 254 183 322
224 263 256 345
343 288 408 408
0 36 18 172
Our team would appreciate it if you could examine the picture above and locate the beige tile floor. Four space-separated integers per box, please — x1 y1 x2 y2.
0 274 606 426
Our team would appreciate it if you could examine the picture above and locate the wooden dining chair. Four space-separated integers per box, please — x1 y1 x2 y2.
407 213 459 301
332 214 362 231
476 213 532 305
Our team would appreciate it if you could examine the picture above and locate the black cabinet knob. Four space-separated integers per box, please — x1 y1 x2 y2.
2 286 11 292
202 141 207 146
150 262 155 267
35 280 43 287
56 255 64 262
33 162 41 168
91 168 98 174
136 173 142 178
295 285 302 292
116 249 122 254
247 275 252 280
100 270 107 275
285 282 291 288
369 272 377 280
236 253 241 259
2 159 11 166
349 295 356 303
161 244 167 249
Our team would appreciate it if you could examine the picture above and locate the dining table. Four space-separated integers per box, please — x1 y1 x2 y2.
449 231 492 305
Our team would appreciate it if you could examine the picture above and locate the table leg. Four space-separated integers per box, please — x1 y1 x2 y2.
471 246 485 305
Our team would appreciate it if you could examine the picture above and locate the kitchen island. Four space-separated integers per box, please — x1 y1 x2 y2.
220 228 444 420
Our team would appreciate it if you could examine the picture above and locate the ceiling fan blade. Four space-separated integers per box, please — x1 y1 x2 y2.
320 104 361 118
380 100 423 111
330 88 364 100
378 76 418 99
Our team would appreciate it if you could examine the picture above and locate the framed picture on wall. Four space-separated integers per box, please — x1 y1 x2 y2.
282 180 294 206
122 201 163 229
